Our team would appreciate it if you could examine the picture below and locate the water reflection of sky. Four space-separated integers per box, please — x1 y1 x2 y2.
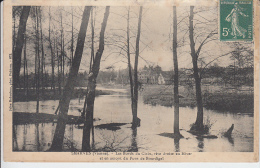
13 89 254 152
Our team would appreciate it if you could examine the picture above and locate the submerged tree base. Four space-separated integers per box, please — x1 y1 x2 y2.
189 123 210 135
223 124 234 138
131 117 141 128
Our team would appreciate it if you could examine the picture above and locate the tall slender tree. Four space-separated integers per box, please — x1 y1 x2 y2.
60 9 64 86
57 33 61 95
82 6 110 152
48 7 55 93
189 6 204 131
90 7 95 70
71 6 74 66
127 7 134 122
34 7 40 114
13 9 16 57
132 6 143 128
13 6 31 96
189 6 216 132
39 9 45 94
23 26 28 99
90 7 96 148
50 6 92 151
172 6 182 138
81 7 96 148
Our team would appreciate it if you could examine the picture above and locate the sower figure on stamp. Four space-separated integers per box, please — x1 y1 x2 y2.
225 2 248 39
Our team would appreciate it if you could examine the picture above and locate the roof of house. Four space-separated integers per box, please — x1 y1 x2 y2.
160 71 174 80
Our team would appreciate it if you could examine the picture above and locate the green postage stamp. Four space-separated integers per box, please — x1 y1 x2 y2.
220 0 253 41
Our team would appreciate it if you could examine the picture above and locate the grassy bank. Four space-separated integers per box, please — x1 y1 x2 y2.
142 85 196 107
204 92 253 113
142 84 253 113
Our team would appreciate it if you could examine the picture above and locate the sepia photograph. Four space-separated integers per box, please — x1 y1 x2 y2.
2 0 259 163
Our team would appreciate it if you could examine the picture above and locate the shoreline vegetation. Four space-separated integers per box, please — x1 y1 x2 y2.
141 84 253 114
14 87 114 102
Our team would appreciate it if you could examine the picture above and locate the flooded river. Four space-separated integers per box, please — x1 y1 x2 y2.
13 87 254 152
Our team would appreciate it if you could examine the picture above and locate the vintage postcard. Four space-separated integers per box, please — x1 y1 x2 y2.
2 0 259 162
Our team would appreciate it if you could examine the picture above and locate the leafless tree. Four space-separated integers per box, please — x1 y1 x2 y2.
132 6 143 128
82 6 110 152
173 6 183 138
189 6 217 132
50 6 92 151
13 6 31 95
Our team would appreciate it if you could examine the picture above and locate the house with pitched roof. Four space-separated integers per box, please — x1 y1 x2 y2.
158 71 174 85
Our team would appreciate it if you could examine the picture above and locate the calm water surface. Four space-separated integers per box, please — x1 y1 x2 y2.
13 87 254 152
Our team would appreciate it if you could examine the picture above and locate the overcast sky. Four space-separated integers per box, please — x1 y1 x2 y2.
15 5 253 74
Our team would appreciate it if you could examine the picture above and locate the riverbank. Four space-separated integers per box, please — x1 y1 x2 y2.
14 88 114 102
142 84 253 113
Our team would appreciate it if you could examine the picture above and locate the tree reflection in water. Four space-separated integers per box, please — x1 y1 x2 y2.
13 125 18 151
129 128 138 152
174 138 180 152
35 123 40 151
22 124 27 151
227 136 234 146
197 137 204 152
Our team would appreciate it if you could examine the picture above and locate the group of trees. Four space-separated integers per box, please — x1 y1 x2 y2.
172 6 252 134
13 6 82 110
13 5 253 151
14 5 144 151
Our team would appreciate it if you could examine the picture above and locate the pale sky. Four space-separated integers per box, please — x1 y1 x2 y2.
16 5 253 74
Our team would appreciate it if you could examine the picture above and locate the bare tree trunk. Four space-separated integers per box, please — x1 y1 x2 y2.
36 7 40 114
34 10 37 93
173 6 182 137
90 8 95 70
57 37 61 96
49 7 55 93
129 128 138 152
127 7 134 116
13 6 31 96
189 6 204 131
233 59 236 86
50 6 92 151
25 41 29 100
71 7 74 66
62 29 65 85
61 9 65 86
23 27 27 98
81 7 96 149
60 12 64 87
90 7 95 148
40 9 45 94
132 6 143 128
82 6 110 152
13 13 16 58
81 7 95 119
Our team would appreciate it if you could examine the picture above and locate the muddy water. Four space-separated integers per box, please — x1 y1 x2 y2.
13 87 254 152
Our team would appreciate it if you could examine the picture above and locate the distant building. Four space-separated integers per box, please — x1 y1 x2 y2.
138 70 174 85
158 71 174 85
138 70 159 84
